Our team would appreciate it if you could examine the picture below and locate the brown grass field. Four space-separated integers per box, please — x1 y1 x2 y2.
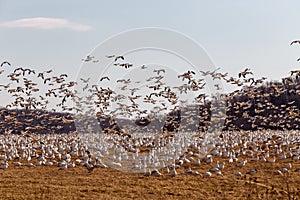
1 157 300 200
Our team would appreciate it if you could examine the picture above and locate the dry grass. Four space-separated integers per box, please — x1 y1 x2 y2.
1 158 300 200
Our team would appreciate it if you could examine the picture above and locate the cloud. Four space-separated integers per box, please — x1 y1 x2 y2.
0 17 92 31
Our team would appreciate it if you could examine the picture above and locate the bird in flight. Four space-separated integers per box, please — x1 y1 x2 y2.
290 40 300 45
82 55 95 62
80 78 90 83
290 70 300 76
1 61 11 67
114 55 124 62
106 55 115 58
100 76 110 81
153 69 166 75
238 68 253 78
141 65 147 69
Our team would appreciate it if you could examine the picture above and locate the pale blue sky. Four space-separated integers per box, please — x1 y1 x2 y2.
0 0 300 81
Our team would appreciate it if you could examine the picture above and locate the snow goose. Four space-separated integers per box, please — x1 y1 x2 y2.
13 162 22 166
216 170 223 176
0 161 9 169
233 171 242 176
204 171 212 177
246 169 257 175
151 169 162 176
274 170 283 175
170 166 177 177
236 159 247 167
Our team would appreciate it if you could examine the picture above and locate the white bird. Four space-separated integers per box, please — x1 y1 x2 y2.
151 169 162 176
13 162 22 166
293 155 300 160
111 162 122 168
59 164 68 170
44 162 53 166
210 162 220 172
176 159 184 165
0 162 9 169
165 166 170 174
27 155 31 162
35 161 43 166
218 162 225 170
184 168 194 175
285 163 292 170
274 170 283 175
192 171 200 175
236 160 247 167
170 167 177 177
281 168 289 173
68 163 76 168
233 171 242 176
278 153 286 160
260 156 267 162
95 162 108 168
216 170 223 176
246 169 257 175
204 155 213 163
204 171 212 177
26 163 36 167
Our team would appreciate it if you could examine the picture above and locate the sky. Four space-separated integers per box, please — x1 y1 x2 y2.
0 0 300 88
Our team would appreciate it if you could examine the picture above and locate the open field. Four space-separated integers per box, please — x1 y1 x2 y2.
1 156 300 200
1 130 300 199
0 61 299 199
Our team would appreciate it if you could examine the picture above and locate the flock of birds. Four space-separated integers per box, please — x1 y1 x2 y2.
1 128 300 178
0 40 299 177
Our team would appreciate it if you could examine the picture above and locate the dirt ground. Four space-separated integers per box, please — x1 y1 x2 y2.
0 158 300 200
